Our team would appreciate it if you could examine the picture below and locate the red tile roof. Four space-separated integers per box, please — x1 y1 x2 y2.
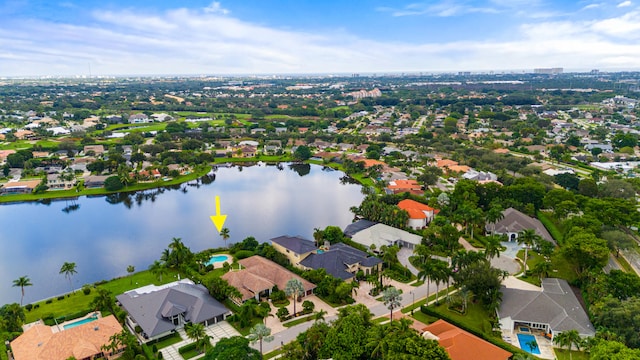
422 320 511 360
397 199 438 218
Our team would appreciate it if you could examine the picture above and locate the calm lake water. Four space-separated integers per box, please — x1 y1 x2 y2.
0 163 364 306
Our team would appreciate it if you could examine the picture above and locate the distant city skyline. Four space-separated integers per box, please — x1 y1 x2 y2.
1 0 640 76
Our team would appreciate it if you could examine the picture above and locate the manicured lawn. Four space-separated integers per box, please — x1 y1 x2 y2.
24 269 182 323
410 310 439 325
432 302 493 335
283 314 316 328
149 332 183 349
264 348 284 359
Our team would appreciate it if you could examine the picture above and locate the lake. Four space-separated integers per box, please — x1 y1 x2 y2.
0 163 364 306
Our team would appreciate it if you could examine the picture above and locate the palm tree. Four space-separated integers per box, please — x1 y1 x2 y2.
60 262 78 294
518 229 540 272
284 278 304 317
533 261 552 281
126 265 135 284
148 260 167 282
312 227 324 247
431 259 450 305
563 329 582 360
483 235 502 260
382 287 402 321
485 205 504 235
314 309 327 323
220 227 230 248
512 353 535 360
417 260 433 306
185 322 208 353
554 331 570 359
12 276 32 306
367 324 390 359
248 323 274 358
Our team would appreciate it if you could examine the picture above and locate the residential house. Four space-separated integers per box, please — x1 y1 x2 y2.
422 320 512 360
344 219 378 238
46 173 77 190
116 279 230 341
0 149 16 163
271 235 317 267
0 180 40 194
263 140 282 155
14 130 35 140
487 207 555 244
397 199 438 229
498 277 595 340
235 145 257 158
83 175 109 188
221 256 315 304
386 179 422 195
10 314 124 360
349 223 422 250
128 113 150 123
299 242 382 280
462 169 499 183
83 145 105 156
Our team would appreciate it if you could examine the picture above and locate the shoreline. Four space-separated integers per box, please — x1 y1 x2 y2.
0 157 363 205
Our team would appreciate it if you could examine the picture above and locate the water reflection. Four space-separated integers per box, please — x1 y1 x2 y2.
0 164 364 305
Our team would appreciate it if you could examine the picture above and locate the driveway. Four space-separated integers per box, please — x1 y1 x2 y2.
398 247 419 275
160 321 240 360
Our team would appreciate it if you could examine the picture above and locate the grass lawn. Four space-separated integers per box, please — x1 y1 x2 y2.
283 314 316 328
148 332 183 349
410 310 439 325
24 269 182 323
264 348 284 359
554 348 590 360
229 317 263 336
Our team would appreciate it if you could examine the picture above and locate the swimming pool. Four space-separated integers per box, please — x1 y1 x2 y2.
63 314 98 330
206 254 231 267
517 333 541 355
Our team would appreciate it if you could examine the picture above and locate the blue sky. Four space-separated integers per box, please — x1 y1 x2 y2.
1 0 640 76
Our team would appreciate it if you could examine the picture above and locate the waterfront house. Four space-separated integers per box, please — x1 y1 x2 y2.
397 199 439 229
10 314 124 360
271 235 317 267
422 320 512 360
0 180 40 195
83 175 109 188
116 279 230 342
221 255 315 304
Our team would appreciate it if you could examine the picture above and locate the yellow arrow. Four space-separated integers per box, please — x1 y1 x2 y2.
210 196 227 232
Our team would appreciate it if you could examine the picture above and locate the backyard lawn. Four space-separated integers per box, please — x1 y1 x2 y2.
24 269 182 323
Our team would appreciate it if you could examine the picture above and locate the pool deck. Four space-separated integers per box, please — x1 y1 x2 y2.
54 311 102 333
206 253 232 267
501 328 555 359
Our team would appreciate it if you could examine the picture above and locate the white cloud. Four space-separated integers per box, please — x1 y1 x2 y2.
1 3 640 76
204 1 230 15
377 1 499 17
617 1 632 7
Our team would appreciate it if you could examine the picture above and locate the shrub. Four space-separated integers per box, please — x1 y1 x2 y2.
45 299 53 304
34 304 39 309
82 285 91 295
302 300 315 313
234 250 254 259
135 325 142 333
57 296 65 301
270 290 287 302
152 344 158 353
277 307 290 321
25 304 33 311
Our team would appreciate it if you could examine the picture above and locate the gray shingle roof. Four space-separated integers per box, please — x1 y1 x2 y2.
299 243 382 280
344 220 377 237
270 235 316 254
488 207 555 244
116 280 230 338
498 278 595 336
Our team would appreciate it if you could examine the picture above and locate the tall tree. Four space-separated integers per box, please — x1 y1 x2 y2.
185 322 209 353
248 323 274 358
382 287 402 321
60 262 78 294
284 278 305 317
127 265 135 284
220 227 231 248
518 229 540 272
149 260 168 282
12 276 32 306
